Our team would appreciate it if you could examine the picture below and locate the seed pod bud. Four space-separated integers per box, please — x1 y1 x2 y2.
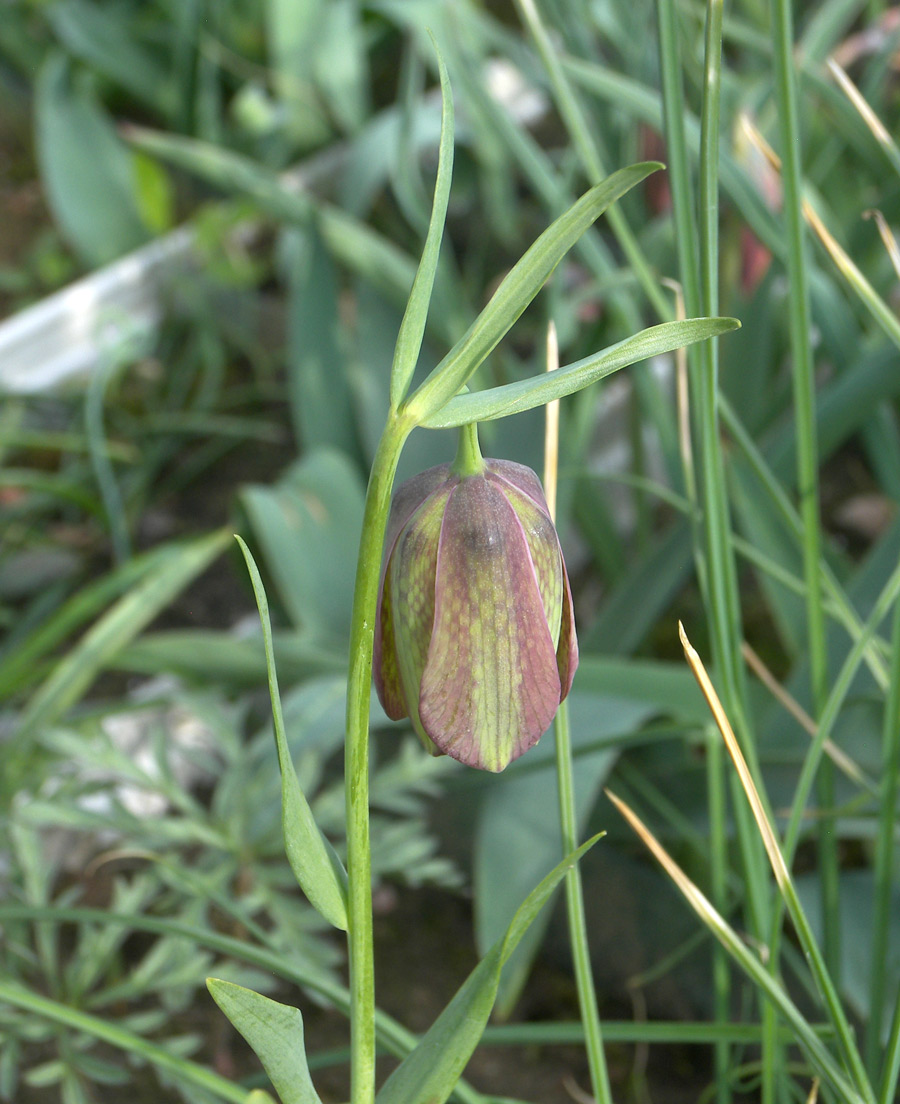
374 441 577 772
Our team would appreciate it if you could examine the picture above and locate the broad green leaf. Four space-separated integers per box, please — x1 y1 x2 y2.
581 521 694 654
419 317 740 428
404 162 664 423
374 835 602 1104
313 0 369 133
117 629 345 686
36 54 150 265
48 0 176 116
240 449 365 640
246 1093 277 1104
15 530 230 738
264 0 330 145
207 980 322 1104
390 38 454 407
235 536 348 931
281 226 357 455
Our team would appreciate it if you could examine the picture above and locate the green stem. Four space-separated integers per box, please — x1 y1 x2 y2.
513 0 671 321
554 697 613 1104
452 421 485 477
868 596 900 1079
344 412 414 1104
706 729 731 1104
770 0 836 982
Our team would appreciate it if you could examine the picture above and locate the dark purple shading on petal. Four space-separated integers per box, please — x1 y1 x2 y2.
387 488 449 743
557 564 578 698
419 475 562 772
488 457 578 683
374 464 453 719
373 564 406 719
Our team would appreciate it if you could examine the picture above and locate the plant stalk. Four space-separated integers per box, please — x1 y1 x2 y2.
868 596 900 1079
344 412 413 1104
769 0 836 980
554 698 613 1104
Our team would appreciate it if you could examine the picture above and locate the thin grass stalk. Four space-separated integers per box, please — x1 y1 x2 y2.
867 596 900 1079
757 563 900 1093
545 324 613 1104
879 985 900 1104
656 0 701 317
770 0 837 981
85 357 131 566
513 0 671 322
696 29 781 1104
680 627 876 1104
722 399 890 688
344 413 414 1104
658 5 773 1094
705 729 732 1104
605 791 865 1103
696 0 745 729
781 559 900 868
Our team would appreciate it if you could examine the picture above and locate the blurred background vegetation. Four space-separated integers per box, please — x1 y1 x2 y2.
2 1 900 1101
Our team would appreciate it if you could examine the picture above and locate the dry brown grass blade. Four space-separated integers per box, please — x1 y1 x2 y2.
604 789 735 937
826 58 895 153
739 113 891 303
678 622 792 893
741 641 872 790
863 208 900 281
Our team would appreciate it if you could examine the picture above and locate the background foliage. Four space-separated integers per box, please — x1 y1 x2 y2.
2 0 900 1101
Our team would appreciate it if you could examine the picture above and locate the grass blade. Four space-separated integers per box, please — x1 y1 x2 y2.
14 530 230 740
389 37 454 407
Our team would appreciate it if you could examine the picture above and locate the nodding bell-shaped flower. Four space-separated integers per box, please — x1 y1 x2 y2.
374 424 578 772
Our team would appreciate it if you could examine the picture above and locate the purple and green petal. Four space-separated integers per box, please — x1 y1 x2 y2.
374 463 453 720
419 477 562 772
373 567 406 719
485 460 552 514
500 481 564 648
389 488 450 747
557 566 578 699
383 463 453 556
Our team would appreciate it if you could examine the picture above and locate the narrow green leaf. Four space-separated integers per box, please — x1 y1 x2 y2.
48 0 176 116
0 542 176 701
375 835 603 1104
403 162 663 423
239 449 366 640
234 535 348 931
207 980 322 1104
421 317 739 428
389 37 454 407
0 980 245 1103
16 530 230 737
125 126 419 304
